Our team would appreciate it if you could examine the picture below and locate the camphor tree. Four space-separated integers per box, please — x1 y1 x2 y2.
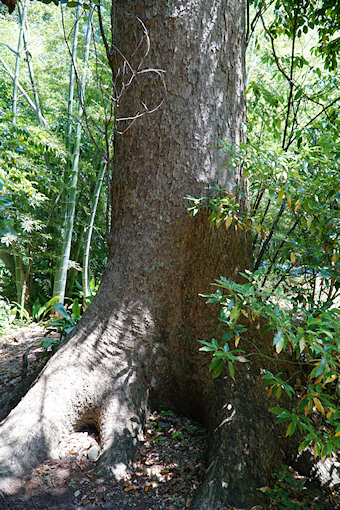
0 1 290 508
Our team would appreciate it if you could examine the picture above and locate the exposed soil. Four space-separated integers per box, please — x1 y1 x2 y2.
0 324 208 510
0 323 56 394
0 412 208 510
1 325 340 510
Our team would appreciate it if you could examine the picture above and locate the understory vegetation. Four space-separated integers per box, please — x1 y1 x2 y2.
188 0 340 463
0 0 109 323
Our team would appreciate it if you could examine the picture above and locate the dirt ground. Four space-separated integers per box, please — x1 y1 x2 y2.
0 324 208 510
1 324 340 510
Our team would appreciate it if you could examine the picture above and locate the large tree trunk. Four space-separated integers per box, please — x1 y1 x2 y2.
0 1 285 507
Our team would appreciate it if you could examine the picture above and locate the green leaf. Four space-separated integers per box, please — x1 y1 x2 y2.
52 303 70 320
38 295 61 321
199 340 217 351
294 89 303 100
199 345 215 352
40 337 60 349
273 331 285 354
11 302 30 321
71 299 81 320
210 359 225 378
278 188 285 203
269 407 284 414
212 338 219 348
310 357 326 379
228 361 235 379
298 439 312 452
286 421 296 436
222 331 234 342
229 305 241 322
262 370 277 381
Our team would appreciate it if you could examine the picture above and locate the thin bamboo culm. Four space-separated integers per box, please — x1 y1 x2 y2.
53 4 94 303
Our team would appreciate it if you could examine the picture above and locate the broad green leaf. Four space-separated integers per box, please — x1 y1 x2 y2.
71 299 81 319
64 326 75 334
222 331 234 341
229 306 240 322
53 303 70 320
211 359 225 378
39 295 61 320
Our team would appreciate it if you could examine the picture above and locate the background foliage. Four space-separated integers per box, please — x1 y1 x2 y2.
0 1 109 314
192 0 340 461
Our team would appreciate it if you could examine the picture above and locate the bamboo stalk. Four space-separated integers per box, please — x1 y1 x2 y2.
17 3 47 127
11 0 29 314
53 0 83 299
0 56 48 126
12 0 28 120
53 4 94 303
67 227 84 297
13 252 22 309
82 158 106 298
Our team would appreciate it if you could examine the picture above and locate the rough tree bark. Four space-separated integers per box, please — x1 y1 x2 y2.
0 1 286 508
